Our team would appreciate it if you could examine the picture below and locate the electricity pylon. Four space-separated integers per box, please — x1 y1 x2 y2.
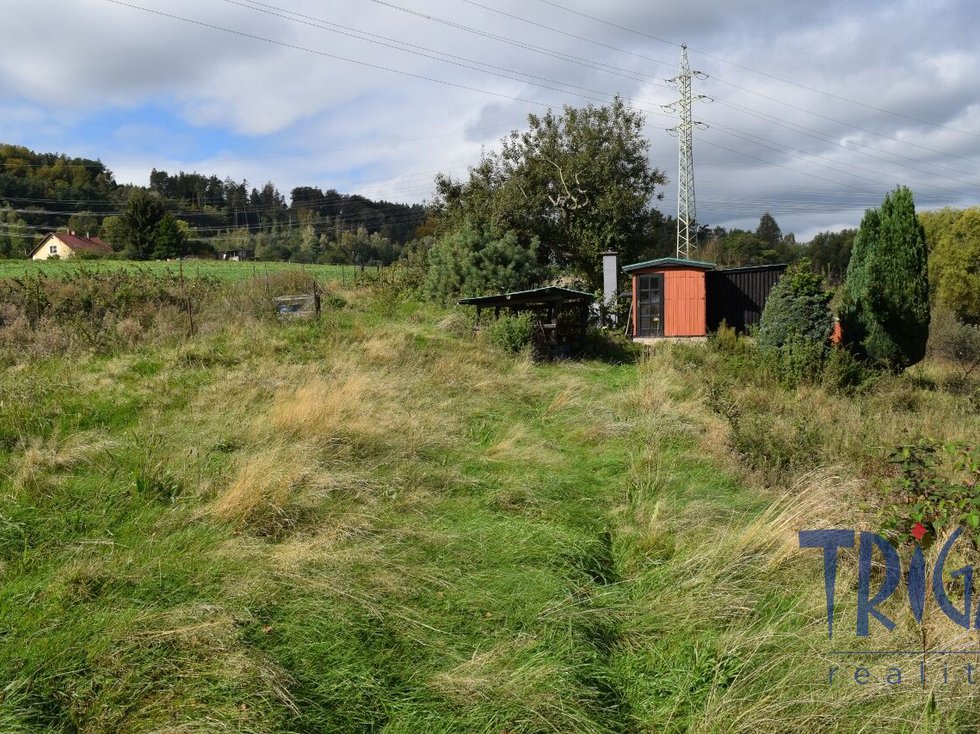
664 44 709 260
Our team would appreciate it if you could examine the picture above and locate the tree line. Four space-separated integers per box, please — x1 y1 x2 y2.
0 143 424 262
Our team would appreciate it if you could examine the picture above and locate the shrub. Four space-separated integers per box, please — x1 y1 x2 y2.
758 259 833 351
840 186 930 370
821 345 869 395
928 307 980 377
881 440 980 547
0 269 220 359
757 259 832 387
486 312 536 354
931 207 980 324
581 327 641 364
764 332 827 388
710 321 753 355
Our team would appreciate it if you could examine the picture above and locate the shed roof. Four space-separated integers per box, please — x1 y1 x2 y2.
621 257 716 273
458 286 594 307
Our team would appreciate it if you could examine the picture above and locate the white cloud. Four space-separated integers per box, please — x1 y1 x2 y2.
0 0 976 237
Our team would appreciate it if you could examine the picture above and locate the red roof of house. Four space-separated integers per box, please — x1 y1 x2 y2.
34 232 114 256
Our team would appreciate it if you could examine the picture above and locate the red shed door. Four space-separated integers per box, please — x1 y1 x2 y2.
637 274 664 337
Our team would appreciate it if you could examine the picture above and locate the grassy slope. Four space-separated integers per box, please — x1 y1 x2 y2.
1 286 978 732
0 259 347 282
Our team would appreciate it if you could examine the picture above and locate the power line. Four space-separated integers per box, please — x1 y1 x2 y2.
456 0 674 69
709 98 977 182
530 0 980 139
29 0 979 236
707 76 980 167
697 134 890 196
222 0 659 107
105 0 558 110
0 125 507 169
372 0 980 179
368 0 656 87
446 0 980 167
702 121 979 197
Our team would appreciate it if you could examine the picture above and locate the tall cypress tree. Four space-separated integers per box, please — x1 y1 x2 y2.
840 186 930 369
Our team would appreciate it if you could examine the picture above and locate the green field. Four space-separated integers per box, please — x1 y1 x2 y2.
1 276 978 732
0 258 350 282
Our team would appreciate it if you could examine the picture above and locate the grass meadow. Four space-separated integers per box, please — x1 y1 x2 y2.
0 268 978 732
0 258 348 282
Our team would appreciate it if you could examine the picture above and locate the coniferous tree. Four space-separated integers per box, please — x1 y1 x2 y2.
756 211 782 248
121 190 165 260
426 225 550 301
841 186 930 369
150 213 187 259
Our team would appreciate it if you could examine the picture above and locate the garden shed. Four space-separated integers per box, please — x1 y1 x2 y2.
621 257 786 339
458 286 594 356
622 257 715 338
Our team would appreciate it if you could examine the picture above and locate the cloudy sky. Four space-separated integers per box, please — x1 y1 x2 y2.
1 0 978 240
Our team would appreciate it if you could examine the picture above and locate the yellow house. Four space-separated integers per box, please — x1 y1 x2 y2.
30 232 114 260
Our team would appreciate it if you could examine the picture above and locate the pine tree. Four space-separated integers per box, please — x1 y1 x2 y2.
150 213 187 259
121 190 165 260
756 211 782 248
425 225 550 301
841 186 929 369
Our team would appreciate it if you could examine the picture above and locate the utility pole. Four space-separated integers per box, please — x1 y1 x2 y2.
664 44 709 260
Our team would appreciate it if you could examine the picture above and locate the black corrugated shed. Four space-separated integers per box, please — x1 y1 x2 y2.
705 264 786 332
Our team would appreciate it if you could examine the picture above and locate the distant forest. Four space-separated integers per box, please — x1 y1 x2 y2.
0 143 426 263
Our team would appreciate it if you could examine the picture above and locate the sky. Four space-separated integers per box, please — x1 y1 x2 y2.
1 0 978 241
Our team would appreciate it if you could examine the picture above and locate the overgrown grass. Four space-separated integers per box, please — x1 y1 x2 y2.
1 276 979 732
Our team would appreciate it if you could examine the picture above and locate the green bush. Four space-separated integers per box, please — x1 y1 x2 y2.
821 345 869 394
710 321 753 355
486 312 536 354
758 259 833 351
581 327 641 364
764 332 826 388
928 307 980 376
881 440 980 546
757 259 832 387
930 207 980 324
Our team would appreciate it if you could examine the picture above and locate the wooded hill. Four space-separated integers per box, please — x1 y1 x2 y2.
0 143 425 262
